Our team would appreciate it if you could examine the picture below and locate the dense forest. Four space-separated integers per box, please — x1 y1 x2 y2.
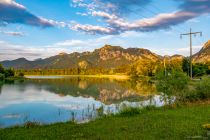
14 58 210 78
0 64 15 80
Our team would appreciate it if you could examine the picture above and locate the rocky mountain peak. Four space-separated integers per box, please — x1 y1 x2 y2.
1 42 210 70
193 40 210 64
58 52 68 56
202 40 210 50
101 45 123 51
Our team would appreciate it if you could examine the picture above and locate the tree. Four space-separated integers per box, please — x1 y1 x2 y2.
182 58 190 76
128 60 158 77
18 72 24 77
192 63 208 77
0 73 5 81
156 70 189 100
78 61 89 70
0 64 4 74
4 69 15 78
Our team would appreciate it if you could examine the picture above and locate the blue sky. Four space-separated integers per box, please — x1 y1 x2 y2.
0 0 210 60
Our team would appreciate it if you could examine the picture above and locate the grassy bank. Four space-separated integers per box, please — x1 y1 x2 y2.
1 103 210 140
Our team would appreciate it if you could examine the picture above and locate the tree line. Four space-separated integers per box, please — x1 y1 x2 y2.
11 58 210 78
0 64 15 80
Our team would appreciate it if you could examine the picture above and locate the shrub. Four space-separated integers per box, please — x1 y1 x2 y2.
96 106 104 117
0 64 4 74
118 107 142 116
24 121 40 128
178 77 210 102
0 73 5 81
156 71 189 96
18 72 24 77
195 77 210 99
4 69 15 78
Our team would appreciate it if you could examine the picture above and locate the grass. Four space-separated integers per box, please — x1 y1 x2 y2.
1 103 210 140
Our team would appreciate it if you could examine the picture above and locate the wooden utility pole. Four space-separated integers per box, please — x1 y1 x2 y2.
180 28 202 79
164 57 166 77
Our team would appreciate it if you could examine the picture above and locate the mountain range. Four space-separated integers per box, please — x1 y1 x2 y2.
1 40 210 70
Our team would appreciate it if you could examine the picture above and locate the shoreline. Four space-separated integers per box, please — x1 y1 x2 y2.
24 74 131 80
1 102 210 139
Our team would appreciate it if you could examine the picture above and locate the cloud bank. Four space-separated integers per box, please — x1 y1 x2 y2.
0 0 54 27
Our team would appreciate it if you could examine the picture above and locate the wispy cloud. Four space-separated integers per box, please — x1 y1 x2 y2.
70 0 210 35
70 23 116 35
0 41 69 61
0 30 24 36
153 45 203 56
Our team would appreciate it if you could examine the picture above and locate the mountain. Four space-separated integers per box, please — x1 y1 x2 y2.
1 42 209 70
1 58 31 69
0 45 161 69
193 40 210 64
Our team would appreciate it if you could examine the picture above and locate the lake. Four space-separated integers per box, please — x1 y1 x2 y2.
0 76 167 128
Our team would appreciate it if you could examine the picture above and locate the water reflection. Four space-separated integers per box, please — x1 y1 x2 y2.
0 82 2 95
0 76 166 128
24 77 157 104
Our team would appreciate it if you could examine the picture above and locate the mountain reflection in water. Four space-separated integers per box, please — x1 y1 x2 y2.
0 76 166 128
24 77 157 104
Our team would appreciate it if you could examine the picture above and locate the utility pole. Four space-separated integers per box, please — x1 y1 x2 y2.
180 28 202 80
164 57 166 77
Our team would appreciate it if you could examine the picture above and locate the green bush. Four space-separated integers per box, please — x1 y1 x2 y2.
4 69 15 78
192 64 208 77
178 77 210 102
18 72 24 77
156 71 189 96
118 107 142 116
0 64 4 74
182 58 209 77
0 73 5 81
24 121 40 129
195 77 210 99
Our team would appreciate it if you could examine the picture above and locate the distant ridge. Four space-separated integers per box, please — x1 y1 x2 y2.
1 42 209 69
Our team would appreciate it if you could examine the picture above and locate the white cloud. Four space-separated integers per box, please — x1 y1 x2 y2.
152 45 203 56
69 10 198 34
0 0 54 27
69 0 210 35
0 0 11 3
0 41 69 61
92 11 117 20
70 23 115 34
0 30 25 36
187 18 200 23
76 12 88 16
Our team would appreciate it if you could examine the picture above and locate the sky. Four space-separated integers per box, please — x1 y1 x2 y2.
0 0 210 61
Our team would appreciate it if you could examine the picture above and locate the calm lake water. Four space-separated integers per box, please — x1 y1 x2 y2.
0 76 168 128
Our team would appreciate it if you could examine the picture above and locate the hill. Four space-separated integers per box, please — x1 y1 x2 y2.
1 45 160 69
1 42 210 70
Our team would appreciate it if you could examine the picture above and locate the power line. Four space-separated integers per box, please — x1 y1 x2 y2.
180 28 202 79
149 3 189 33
